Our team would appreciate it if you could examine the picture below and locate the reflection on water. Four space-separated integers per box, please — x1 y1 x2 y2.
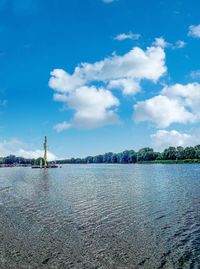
0 164 200 268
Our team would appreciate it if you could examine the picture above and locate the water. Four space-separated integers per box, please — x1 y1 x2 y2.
0 164 200 269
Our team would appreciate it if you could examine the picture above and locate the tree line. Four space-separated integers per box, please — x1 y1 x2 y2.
58 145 200 164
1 145 200 166
0 155 34 165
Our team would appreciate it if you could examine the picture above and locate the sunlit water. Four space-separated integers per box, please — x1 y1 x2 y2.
0 164 200 269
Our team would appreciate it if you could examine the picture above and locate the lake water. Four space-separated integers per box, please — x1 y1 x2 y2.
0 164 200 269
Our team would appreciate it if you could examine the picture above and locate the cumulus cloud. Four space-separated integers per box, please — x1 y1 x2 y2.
49 45 166 130
108 78 141 95
162 83 200 116
114 32 141 41
134 83 200 128
53 86 120 130
151 130 197 151
49 69 85 94
188 24 200 38
153 37 186 49
49 46 166 94
134 95 194 128
0 139 58 161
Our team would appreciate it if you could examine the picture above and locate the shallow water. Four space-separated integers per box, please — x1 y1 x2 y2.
0 164 200 269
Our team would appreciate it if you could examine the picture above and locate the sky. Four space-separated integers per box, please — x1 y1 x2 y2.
1 0 200 160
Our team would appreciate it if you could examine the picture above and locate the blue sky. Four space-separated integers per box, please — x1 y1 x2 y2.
0 0 200 159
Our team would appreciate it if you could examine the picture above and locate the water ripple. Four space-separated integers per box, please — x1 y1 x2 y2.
0 164 200 268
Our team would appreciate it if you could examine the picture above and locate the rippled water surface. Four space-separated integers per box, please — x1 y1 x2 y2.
0 164 200 268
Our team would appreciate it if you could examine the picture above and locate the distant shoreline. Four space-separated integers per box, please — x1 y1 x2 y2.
137 159 200 164
2 146 200 166
1 159 200 168
0 164 31 168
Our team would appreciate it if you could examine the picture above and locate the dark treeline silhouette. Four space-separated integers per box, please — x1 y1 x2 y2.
0 155 34 166
1 145 200 166
57 145 200 164
0 156 57 166
0 156 49 166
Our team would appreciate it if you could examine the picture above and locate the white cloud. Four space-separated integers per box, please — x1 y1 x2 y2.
153 37 171 48
162 83 200 116
134 83 200 128
17 149 57 161
49 45 166 130
153 37 186 49
114 32 141 41
49 46 166 93
151 130 197 151
134 95 194 128
175 40 186 49
69 86 120 128
0 139 58 161
54 122 71 132
53 86 120 130
79 46 166 82
188 24 200 38
108 78 141 95
49 69 85 94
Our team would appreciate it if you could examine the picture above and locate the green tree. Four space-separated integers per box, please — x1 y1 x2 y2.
103 152 113 163
111 154 118 163
194 145 200 159
34 157 45 166
163 147 177 160
176 146 184 160
128 150 137 163
93 155 103 163
183 147 196 159
137 148 157 161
